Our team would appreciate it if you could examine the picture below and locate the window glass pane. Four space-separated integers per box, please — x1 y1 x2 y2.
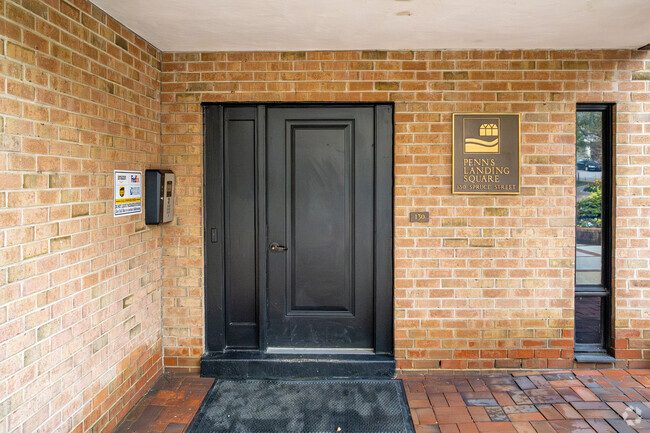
575 296 603 345
576 111 603 286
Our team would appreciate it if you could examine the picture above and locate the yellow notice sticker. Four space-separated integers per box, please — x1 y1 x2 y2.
115 197 142 204
114 170 143 217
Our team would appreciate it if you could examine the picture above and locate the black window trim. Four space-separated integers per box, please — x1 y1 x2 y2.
574 103 615 357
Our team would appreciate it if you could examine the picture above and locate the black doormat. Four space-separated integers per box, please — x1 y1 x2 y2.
185 379 415 433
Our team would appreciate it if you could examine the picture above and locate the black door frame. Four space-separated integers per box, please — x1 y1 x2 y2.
203 103 394 356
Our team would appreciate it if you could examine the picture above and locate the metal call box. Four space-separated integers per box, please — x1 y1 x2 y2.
145 169 175 224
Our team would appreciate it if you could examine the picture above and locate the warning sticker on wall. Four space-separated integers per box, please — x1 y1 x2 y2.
114 170 142 217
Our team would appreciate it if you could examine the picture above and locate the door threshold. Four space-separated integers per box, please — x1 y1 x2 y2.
575 352 616 364
200 352 395 379
266 347 375 355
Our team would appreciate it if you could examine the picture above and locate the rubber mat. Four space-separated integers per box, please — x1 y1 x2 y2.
185 379 415 433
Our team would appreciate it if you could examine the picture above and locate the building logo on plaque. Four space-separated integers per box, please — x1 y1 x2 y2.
453 113 520 194
465 119 500 153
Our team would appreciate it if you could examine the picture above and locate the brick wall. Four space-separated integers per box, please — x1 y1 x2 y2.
160 49 650 373
0 0 162 432
2 0 650 427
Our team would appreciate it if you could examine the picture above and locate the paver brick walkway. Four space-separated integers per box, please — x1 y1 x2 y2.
113 375 214 433
402 369 650 433
113 370 650 432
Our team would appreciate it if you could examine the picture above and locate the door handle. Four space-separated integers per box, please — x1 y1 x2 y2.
269 242 288 252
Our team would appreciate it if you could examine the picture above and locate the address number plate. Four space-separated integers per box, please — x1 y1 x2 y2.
409 212 430 223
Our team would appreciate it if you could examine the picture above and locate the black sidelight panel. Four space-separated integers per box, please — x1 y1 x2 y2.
575 296 603 345
223 108 258 348
204 106 260 351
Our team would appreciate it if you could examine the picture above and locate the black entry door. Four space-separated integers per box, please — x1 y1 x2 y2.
203 104 393 356
266 107 375 350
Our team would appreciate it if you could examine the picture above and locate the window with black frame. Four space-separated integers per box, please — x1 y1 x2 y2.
574 104 614 362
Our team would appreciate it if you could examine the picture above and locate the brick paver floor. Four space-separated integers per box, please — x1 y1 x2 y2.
113 370 650 432
402 369 650 433
113 375 215 433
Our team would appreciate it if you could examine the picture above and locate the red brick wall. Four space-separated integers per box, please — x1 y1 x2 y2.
0 0 162 431
3 0 650 428
160 49 650 372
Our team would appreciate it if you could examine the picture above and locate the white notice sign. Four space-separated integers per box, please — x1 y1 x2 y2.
114 170 142 217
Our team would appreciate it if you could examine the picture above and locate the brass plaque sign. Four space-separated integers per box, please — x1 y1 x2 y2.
409 212 429 223
452 113 520 194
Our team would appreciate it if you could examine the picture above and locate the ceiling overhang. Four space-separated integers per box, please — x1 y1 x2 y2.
90 0 650 52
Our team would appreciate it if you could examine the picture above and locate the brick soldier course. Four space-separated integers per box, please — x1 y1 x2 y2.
1 0 650 432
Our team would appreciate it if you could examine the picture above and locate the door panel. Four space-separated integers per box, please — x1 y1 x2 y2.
223 107 259 349
267 107 375 349
290 123 352 312
225 119 257 321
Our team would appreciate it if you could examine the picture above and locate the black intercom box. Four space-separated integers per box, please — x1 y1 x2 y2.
145 169 175 225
